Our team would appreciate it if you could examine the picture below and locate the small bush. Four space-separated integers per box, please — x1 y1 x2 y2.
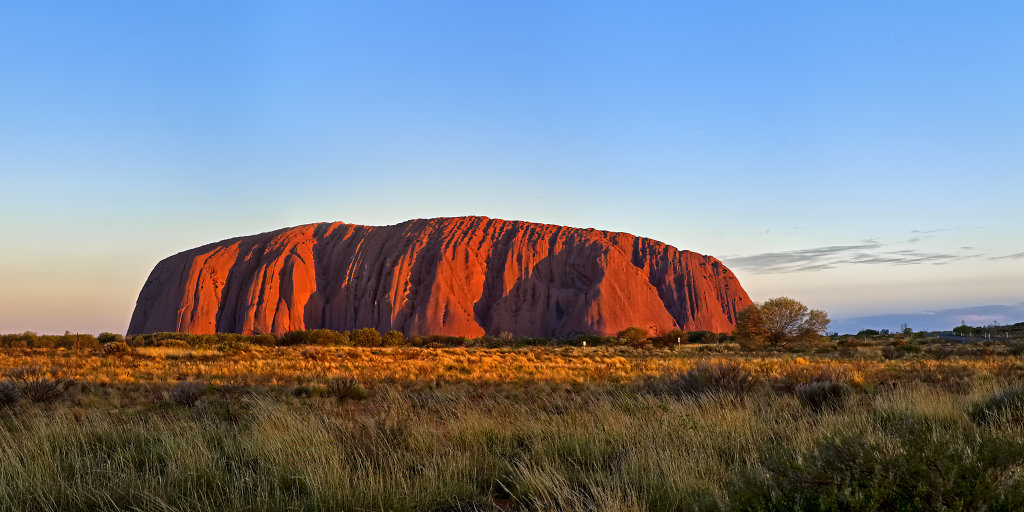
617 326 650 348
689 330 719 344
157 338 190 348
351 328 383 347
0 381 20 406
247 334 277 346
408 335 468 347
22 379 70 402
279 330 311 346
216 340 252 355
655 361 759 396
327 376 370 401
970 388 1024 425
103 341 132 355
901 343 923 354
382 330 404 346
7 366 71 402
795 380 852 411
97 332 124 344
170 381 208 407
881 346 902 360
925 344 956 359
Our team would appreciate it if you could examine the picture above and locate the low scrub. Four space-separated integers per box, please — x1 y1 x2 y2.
102 341 131 355
652 360 759 396
328 376 370 401
0 381 20 406
170 381 208 407
6 366 72 402
794 380 852 411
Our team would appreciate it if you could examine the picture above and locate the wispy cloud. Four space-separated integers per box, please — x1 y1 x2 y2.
990 251 1024 261
911 228 948 234
724 242 881 272
725 241 969 273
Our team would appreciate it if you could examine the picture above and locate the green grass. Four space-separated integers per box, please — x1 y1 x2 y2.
2 380 1024 511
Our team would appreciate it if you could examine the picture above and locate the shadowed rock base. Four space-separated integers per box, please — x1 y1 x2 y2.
128 217 752 337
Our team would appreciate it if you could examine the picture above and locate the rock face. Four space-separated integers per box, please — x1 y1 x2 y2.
128 217 752 337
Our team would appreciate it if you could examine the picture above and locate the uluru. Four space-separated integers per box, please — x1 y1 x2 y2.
128 217 752 337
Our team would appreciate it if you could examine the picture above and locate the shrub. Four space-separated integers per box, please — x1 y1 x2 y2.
970 388 1024 425
2 331 38 348
0 381 20 406
655 361 759 396
794 380 852 411
170 381 208 407
382 330 404 346
351 328 382 347
216 340 252 355
881 346 902 360
327 376 370 401
102 341 132 355
574 334 609 347
408 335 467 347
157 338 190 348
56 332 100 350
7 366 72 403
23 379 69 402
97 332 124 344
246 334 277 346
925 344 956 359
279 330 311 346
653 329 686 346
617 327 650 347
688 330 717 344
307 329 350 346
901 343 923 354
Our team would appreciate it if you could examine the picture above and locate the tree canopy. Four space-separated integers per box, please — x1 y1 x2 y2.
733 297 830 349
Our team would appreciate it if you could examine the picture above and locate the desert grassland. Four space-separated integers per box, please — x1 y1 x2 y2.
3 344 1024 511
0 343 1020 388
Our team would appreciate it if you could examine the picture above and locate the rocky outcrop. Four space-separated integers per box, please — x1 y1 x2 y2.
128 217 752 337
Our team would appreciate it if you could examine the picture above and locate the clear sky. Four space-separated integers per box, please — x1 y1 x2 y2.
1 1 1022 334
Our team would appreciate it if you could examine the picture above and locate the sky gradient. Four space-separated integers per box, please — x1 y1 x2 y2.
1 1 1022 334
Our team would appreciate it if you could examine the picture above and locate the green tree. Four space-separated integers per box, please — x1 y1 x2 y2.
953 322 974 337
733 297 830 350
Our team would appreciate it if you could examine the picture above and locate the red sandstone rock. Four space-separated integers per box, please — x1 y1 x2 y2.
127 217 752 337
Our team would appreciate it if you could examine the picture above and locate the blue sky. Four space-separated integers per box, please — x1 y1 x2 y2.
1 1 1022 334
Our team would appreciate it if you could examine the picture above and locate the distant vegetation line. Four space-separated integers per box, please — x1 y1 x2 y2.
3 318 1022 351
0 328 732 351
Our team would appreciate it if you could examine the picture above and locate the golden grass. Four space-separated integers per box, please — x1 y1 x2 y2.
1 344 1024 510
1 345 1020 392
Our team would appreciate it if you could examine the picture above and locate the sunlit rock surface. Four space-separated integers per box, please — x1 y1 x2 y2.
128 217 752 337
